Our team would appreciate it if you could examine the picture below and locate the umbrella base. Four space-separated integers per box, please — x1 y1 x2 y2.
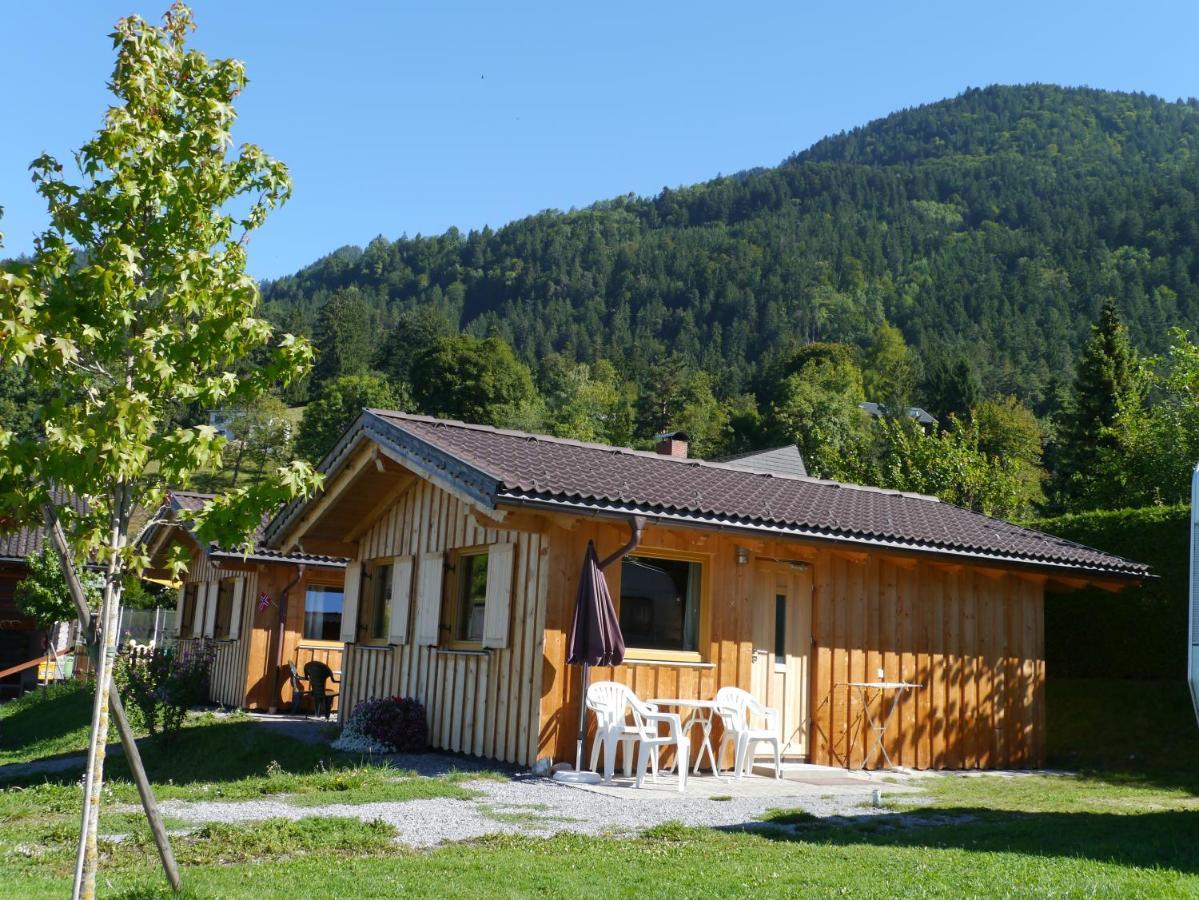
552 770 602 785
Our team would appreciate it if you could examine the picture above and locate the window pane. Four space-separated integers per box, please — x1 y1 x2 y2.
303 585 344 641
371 564 392 640
180 583 198 638
214 579 235 640
774 593 786 665
619 556 700 652
457 553 488 642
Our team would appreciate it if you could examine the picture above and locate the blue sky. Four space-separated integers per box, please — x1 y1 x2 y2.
1 1 1197 280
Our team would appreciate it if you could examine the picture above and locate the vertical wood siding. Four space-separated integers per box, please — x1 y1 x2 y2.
175 554 256 709
339 480 547 766
538 525 1046 771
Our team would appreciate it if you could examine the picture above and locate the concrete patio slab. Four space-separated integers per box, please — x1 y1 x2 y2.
562 762 922 800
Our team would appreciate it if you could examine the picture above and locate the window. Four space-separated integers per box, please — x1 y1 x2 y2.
454 551 489 644
303 584 344 641
213 578 236 640
619 555 701 653
179 583 199 638
357 559 392 643
774 593 786 668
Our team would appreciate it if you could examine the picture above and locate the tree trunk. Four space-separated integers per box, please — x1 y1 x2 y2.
43 506 180 895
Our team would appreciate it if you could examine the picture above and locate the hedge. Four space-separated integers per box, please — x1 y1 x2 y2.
1029 504 1187 680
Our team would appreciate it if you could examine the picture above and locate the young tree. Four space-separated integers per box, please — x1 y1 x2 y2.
0 6 319 895
1054 298 1140 507
14 546 100 634
295 373 406 462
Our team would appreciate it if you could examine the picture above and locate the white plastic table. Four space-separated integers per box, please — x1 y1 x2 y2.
840 681 923 770
649 698 721 775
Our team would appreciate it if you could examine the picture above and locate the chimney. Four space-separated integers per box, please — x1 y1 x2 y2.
654 430 689 459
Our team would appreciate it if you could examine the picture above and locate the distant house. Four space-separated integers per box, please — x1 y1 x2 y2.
208 410 237 441
0 492 84 699
142 491 348 712
859 402 938 428
718 444 808 478
263 409 1148 771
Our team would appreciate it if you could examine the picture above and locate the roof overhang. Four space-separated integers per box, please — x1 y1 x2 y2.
495 492 1146 589
265 410 501 553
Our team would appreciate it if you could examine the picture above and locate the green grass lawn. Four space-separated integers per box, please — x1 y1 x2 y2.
2 678 1197 898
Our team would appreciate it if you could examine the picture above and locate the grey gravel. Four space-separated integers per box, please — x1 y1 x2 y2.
157 773 901 848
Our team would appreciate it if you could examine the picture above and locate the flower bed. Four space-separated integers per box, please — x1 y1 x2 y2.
333 696 428 754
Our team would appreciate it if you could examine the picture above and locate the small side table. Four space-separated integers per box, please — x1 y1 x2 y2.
840 681 923 770
649 698 721 774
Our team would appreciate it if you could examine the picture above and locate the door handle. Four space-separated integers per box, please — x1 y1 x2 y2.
751 647 771 664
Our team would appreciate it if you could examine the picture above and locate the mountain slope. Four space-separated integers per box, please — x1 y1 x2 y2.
260 84 1199 409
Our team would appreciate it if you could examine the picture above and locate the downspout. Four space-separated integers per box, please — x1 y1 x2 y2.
268 564 305 714
599 516 646 571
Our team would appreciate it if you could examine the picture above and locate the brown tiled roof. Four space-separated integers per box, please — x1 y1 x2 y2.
0 489 87 563
160 490 346 568
338 411 1145 578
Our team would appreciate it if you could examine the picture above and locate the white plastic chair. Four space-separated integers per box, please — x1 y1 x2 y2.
586 681 688 791
714 686 782 780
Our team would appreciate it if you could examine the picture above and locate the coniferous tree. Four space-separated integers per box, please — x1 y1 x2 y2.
312 288 373 386
1054 298 1141 507
923 351 982 421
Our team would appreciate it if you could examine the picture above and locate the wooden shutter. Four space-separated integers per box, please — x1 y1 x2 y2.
413 552 444 646
202 581 219 638
387 556 415 645
482 543 516 649
227 578 246 642
173 583 187 636
191 582 207 637
340 561 362 644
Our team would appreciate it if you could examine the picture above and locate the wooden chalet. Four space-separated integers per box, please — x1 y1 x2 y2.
0 490 87 699
144 492 348 712
263 410 1148 771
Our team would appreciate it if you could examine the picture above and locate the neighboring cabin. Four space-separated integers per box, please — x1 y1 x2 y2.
263 410 1147 771
0 491 86 700
143 491 348 712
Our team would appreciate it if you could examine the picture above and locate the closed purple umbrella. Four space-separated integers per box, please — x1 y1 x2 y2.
567 541 626 668
562 519 643 776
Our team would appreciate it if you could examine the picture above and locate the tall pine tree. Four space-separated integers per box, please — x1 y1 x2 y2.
1054 298 1140 508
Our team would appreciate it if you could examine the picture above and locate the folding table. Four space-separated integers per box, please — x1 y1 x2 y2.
840 681 923 770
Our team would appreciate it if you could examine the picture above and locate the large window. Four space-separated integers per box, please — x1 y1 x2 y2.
357 559 392 643
619 555 701 653
213 578 236 640
453 551 489 644
179 583 199 638
303 584 344 641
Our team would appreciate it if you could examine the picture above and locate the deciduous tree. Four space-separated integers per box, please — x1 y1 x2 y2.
0 6 319 895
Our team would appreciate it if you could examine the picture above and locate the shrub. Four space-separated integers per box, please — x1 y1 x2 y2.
333 696 428 754
114 642 214 743
1029 503 1186 680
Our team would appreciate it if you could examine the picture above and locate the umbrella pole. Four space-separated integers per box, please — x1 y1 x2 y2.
575 663 590 772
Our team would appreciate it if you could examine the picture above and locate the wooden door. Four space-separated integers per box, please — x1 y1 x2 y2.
750 561 812 758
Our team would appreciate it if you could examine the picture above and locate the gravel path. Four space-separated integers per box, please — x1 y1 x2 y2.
157 773 901 847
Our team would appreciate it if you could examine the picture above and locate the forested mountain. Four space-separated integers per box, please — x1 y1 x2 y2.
261 84 1199 412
